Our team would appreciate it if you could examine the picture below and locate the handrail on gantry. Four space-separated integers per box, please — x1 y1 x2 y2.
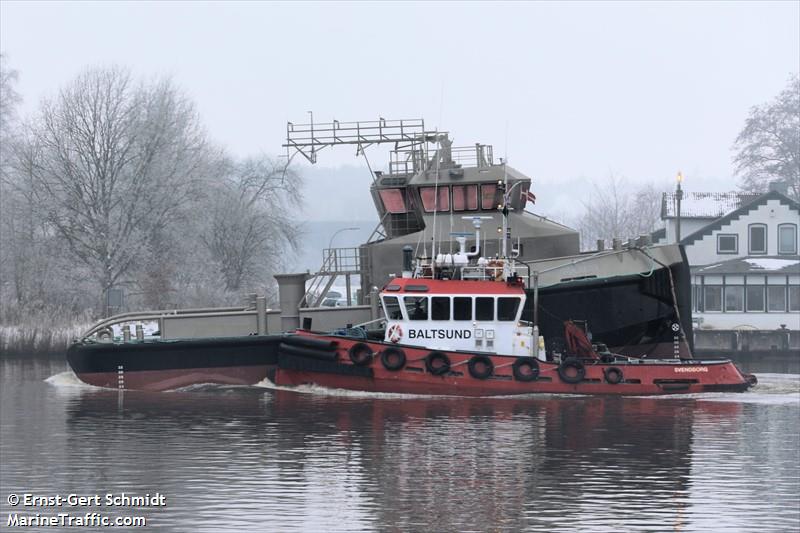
284 117 432 164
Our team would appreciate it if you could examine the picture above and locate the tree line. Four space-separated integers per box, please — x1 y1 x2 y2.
577 74 798 250
1 61 302 326
0 57 796 325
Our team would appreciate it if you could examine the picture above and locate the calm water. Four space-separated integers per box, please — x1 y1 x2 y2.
1 357 798 532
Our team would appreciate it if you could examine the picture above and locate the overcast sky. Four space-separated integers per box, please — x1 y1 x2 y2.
2 1 798 222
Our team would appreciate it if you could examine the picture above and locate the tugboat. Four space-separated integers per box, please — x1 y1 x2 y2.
274 217 757 396
66 116 753 392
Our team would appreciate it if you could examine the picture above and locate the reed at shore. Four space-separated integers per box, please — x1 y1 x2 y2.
0 324 90 358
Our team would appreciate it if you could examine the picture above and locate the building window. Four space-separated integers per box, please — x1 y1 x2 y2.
778 224 797 255
475 297 494 321
420 186 450 213
749 224 767 254
704 286 722 312
453 297 472 320
497 298 520 321
404 296 428 320
716 234 738 254
746 286 765 312
767 286 787 312
725 286 744 312
452 185 478 211
790 286 800 312
431 297 450 320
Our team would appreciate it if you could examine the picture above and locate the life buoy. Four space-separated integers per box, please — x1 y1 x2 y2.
604 366 624 385
97 328 114 342
348 343 374 366
468 355 494 380
558 358 585 384
424 351 451 376
387 324 403 343
381 347 406 371
512 357 540 382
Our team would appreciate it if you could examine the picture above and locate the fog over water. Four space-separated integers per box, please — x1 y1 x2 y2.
1 2 798 220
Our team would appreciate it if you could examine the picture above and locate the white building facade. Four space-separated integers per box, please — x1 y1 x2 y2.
659 190 799 330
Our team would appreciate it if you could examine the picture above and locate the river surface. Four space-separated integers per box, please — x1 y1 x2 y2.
1 357 798 532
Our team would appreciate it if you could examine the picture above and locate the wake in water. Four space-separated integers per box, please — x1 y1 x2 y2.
252 376 457 400
43 369 800 404
642 373 800 405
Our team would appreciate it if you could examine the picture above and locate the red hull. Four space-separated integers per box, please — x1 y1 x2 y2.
76 365 273 392
275 333 754 396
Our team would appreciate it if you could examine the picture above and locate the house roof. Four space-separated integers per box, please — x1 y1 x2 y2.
693 256 800 275
680 190 800 246
661 192 760 219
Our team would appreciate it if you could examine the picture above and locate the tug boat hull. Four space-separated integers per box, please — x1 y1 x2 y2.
274 332 754 396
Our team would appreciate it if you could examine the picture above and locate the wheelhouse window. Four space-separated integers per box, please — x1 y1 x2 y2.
725 286 744 312
749 224 767 254
767 286 786 312
382 296 403 320
420 186 450 213
746 286 765 312
378 189 407 214
431 297 450 320
480 184 499 210
717 234 738 254
497 297 520 321
475 297 494 321
404 296 428 320
453 297 472 320
704 286 722 311
778 224 797 255
452 184 478 211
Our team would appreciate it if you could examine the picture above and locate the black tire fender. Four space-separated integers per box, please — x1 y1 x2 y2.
468 355 494 380
512 357 540 382
604 366 624 385
348 342 374 366
424 351 451 376
381 347 406 371
558 358 585 384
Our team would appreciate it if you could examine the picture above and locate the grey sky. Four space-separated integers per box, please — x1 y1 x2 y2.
2 1 798 223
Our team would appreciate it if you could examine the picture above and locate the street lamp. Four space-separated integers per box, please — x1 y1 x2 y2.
675 171 684 243
328 226 360 250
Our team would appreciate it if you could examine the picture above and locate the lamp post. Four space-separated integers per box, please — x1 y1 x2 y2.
328 226 360 251
675 171 683 243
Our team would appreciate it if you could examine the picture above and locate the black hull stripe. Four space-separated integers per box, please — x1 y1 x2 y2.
67 335 282 374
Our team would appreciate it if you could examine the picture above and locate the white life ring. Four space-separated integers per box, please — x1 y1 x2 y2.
387 324 403 343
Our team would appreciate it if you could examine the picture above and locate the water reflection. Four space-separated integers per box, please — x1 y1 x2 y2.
1 359 797 533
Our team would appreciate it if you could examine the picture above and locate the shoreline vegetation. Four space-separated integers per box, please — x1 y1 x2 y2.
0 323 90 358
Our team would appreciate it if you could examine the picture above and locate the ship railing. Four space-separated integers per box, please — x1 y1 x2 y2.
461 265 505 281
79 306 254 341
302 247 366 307
450 144 494 168
387 143 496 176
284 118 427 164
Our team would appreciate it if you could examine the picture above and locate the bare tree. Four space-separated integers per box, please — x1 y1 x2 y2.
202 155 303 292
577 174 662 250
733 74 800 201
22 66 214 312
0 53 21 139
